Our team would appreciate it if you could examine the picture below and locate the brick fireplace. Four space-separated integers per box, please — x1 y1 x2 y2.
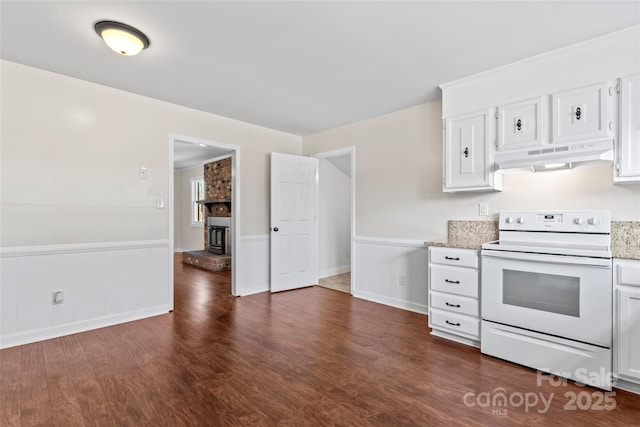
182 157 233 272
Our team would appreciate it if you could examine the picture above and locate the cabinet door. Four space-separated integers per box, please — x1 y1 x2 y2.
616 287 640 383
552 81 613 143
444 109 499 191
616 73 640 182
498 96 545 151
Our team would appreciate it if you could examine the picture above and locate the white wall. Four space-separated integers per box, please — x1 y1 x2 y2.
303 28 640 242
0 60 301 247
0 60 301 347
318 158 351 278
175 165 206 251
302 27 640 312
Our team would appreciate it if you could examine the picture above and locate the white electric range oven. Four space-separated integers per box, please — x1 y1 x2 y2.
481 210 613 390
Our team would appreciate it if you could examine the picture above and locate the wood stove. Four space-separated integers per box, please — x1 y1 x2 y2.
207 217 231 255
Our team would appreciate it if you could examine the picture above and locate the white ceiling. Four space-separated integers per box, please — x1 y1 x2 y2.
1 1 638 136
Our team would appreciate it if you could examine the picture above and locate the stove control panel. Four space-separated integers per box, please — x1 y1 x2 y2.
499 211 610 233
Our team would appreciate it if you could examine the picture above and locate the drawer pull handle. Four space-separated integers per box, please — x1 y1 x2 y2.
446 320 461 327
445 279 460 284
444 256 460 261
445 302 461 308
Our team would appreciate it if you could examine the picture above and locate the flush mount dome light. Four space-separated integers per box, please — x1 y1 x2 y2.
94 20 150 56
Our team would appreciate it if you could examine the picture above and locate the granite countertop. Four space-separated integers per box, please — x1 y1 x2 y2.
424 220 498 251
425 220 640 260
612 221 640 260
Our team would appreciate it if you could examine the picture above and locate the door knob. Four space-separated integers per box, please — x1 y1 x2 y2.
273 227 279 232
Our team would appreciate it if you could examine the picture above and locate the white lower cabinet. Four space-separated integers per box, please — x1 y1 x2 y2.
428 247 480 347
614 258 640 392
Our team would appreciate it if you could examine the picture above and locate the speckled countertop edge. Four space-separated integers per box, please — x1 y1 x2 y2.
424 220 640 260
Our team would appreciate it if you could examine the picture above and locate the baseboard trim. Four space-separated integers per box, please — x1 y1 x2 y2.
352 289 428 315
319 265 351 279
1 239 169 257
239 284 270 297
0 305 170 349
430 329 480 348
614 378 640 395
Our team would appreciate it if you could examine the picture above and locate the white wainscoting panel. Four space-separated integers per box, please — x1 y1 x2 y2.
0 240 170 349
236 235 270 296
353 237 428 314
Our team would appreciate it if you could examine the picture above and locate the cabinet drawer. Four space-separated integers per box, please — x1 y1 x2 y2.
617 260 640 287
430 291 479 317
430 308 480 338
430 265 478 298
429 247 478 268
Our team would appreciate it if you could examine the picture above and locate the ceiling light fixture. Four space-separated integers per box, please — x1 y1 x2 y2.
94 20 150 56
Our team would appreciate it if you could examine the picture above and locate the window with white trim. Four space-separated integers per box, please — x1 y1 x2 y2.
191 177 205 226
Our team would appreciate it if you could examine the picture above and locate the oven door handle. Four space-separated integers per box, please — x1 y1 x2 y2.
481 250 611 268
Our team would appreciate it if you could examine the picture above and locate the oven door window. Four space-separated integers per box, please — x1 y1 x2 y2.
503 269 580 317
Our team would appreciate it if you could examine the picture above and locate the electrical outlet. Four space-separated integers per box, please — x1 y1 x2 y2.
156 196 165 209
139 167 148 179
52 291 64 305
399 275 406 286
479 203 489 216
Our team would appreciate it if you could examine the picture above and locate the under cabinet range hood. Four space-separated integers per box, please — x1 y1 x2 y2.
495 139 614 173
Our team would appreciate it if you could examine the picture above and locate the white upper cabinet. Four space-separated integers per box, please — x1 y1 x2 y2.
443 108 502 192
552 81 615 143
615 73 640 183
497 96 546 151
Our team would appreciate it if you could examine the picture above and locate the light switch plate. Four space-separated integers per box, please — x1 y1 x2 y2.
479 203 489 216
139 167 148 179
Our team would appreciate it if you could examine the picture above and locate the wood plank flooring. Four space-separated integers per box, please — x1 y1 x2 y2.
1 254 639 426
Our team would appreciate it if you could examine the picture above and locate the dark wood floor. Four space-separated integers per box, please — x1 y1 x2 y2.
2 255 640 426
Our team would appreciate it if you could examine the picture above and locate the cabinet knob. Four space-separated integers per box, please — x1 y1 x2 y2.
463 147 469 158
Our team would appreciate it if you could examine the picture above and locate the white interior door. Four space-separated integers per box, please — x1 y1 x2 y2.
270 153 318 292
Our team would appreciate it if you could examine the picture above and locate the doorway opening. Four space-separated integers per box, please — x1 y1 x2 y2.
312 147 355 294
169 134 241 308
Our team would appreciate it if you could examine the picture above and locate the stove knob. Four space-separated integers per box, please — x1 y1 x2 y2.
574 218 584 225
505 217 514 224
588 217 600 225
516 217 525 224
